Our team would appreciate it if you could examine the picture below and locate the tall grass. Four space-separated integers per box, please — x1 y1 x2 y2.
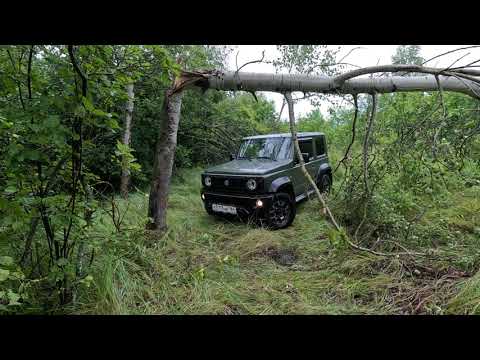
74 168 480 315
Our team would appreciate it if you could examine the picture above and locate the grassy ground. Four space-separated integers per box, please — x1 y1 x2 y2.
75 168 480 315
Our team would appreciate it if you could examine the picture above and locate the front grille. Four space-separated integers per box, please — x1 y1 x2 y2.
202 174 264 194
211 176 246 192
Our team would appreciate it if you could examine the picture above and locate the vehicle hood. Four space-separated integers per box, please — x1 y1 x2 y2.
204 159 291 175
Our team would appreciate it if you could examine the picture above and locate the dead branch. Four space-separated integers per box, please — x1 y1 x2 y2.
354 94 377 242
422 46 480 66
339 47 366 64
333 64 480 90
285 92 424 258
284 92 340 229
443 52 471 71
235 50 265 76
333 94 359 173
363 93 377 197
432 75 447 159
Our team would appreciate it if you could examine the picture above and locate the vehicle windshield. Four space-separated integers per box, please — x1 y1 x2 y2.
237 137 292 161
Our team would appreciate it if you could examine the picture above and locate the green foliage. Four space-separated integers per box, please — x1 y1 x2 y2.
72 169 480 315
0 45 181 310
113 140 142 176
1 44 480 314
175 91 279 167
0 256 30 313
391 45 424 65
273 45 342 76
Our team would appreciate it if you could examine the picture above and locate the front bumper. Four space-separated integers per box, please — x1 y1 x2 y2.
201 190 274 218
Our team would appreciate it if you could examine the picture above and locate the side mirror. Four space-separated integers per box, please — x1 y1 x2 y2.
302 153 310 163
230 153 236 161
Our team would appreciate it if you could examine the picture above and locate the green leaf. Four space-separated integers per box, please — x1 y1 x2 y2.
0 256 14 266
4 185 17 194
57 258 68 267
7 291 21 306
10 271 25 280
0 269 10 282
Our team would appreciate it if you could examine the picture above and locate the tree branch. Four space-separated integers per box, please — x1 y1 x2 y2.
284 91 341 230
27 45 34 100
422 46 480 65
333 94 359 173
67 45 88 97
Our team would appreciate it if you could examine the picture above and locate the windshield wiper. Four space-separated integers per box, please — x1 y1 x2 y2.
237 156 252 161
257 156 276 161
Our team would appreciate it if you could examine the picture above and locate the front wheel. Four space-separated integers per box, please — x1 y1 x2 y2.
266 193 296 230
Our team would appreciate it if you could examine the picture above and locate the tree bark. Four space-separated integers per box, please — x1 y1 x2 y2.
203 70 480 98
20 215 40 268
147 87 184 231
120 82 134 199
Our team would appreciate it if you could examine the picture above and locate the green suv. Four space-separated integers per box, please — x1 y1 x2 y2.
200 132 332 229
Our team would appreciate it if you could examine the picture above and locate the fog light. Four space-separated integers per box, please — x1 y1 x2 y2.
256 199 263 207
201 193 205 201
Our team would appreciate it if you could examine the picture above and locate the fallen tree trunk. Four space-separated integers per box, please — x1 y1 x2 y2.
202 70 480 98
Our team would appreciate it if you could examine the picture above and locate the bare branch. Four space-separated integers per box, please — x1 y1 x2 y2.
422 46 480 65
68 45 88 97
277 99 286 121
450 59 480 71
333 64 480 88
338 47 366 64
432 75 447 159
353 94 379 244
443 52 471 71
333 94 359 173
235 50 265 74
27 45 34 100
284 91 339 228
362 93 377 197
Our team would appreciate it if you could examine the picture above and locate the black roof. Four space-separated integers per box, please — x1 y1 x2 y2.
243 132 324 140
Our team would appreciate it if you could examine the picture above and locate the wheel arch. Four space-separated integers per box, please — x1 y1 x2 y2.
317 163 333 183
269 176 294 196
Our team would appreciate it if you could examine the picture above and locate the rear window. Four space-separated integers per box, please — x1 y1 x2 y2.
315 136 325 156
299 139 314 160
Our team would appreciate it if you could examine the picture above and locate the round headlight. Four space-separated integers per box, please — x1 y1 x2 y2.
246 178 257 191
204 176 212 187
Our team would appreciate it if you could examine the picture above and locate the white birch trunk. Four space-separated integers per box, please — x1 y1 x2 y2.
147 87 184 231
120 82 134 198
204 71 480 98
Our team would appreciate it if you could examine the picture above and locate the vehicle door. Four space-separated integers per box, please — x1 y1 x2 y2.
312 135 328 184
292 137 316 196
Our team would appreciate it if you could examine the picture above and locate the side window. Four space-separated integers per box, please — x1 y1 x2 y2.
298 139 314 162
315 136 325 157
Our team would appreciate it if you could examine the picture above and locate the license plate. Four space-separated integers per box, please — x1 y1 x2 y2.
212 203 237 215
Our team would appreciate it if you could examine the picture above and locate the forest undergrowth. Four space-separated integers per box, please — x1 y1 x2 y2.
73 168 480 315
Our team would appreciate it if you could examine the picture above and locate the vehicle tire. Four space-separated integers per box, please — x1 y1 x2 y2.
317 173 332 196
205 202 215 216
267 192 296 230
